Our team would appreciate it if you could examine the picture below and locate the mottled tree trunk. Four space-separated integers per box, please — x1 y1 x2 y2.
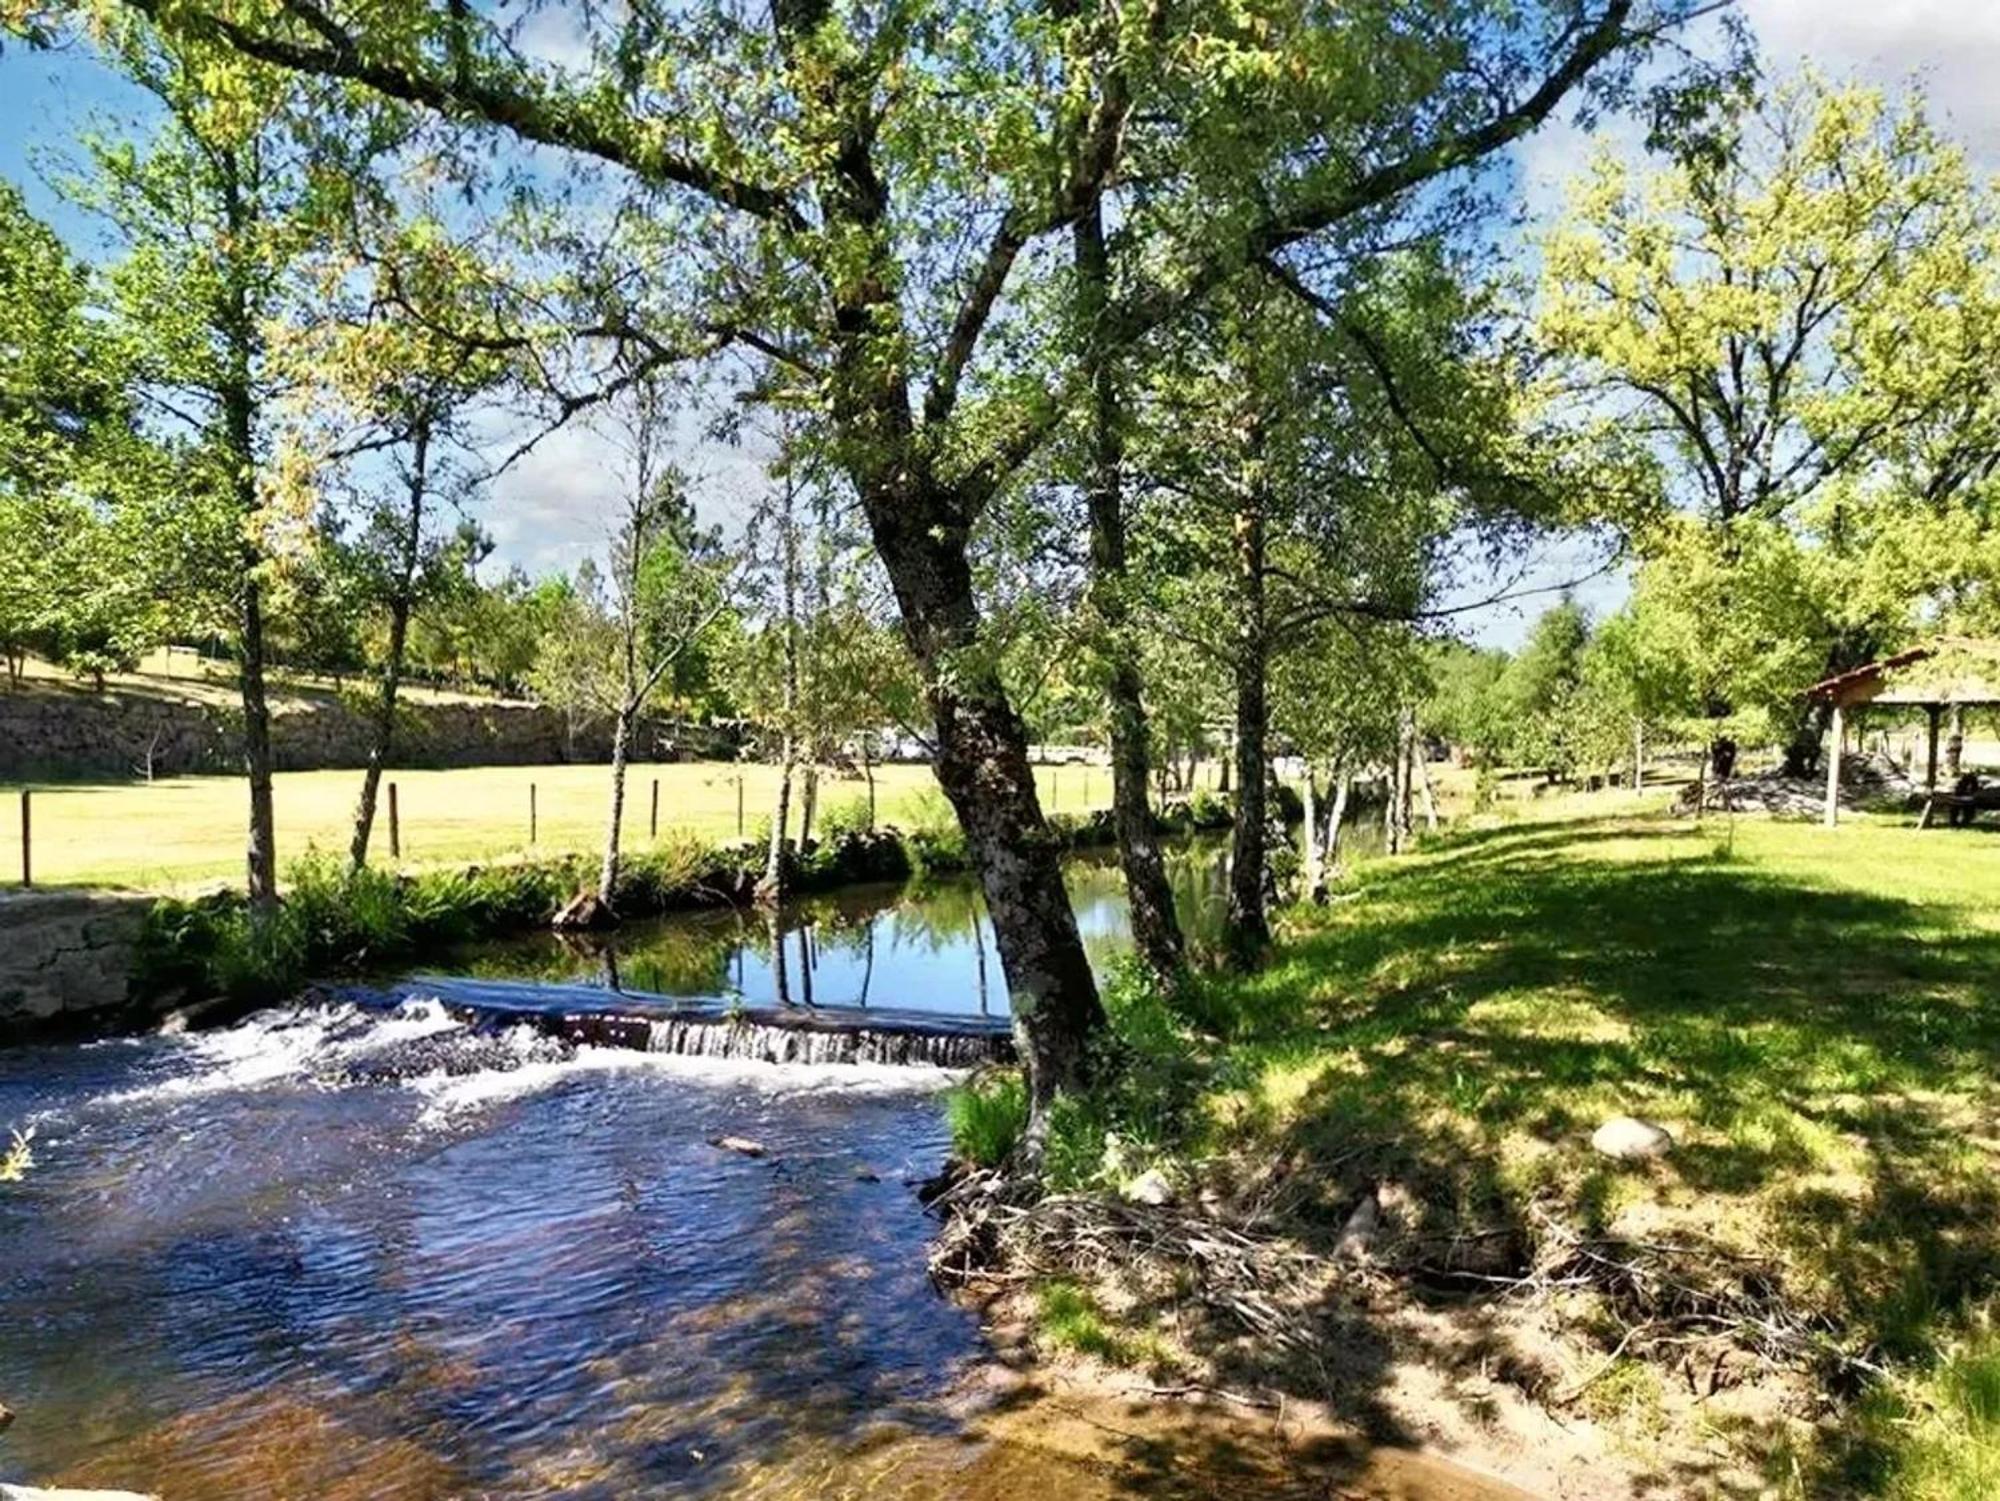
597 698 633 905
1226 480 1270 967
1326 771 1352 871
1076 197 1184 985
351 418 430 873
863 486 1103 1143
1301 769 1324 903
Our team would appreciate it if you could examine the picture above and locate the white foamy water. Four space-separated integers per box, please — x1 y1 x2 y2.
99 996 463 1106
408 1043 962 1127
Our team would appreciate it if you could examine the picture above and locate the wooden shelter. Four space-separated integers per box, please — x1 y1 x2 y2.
1807 638 2000 828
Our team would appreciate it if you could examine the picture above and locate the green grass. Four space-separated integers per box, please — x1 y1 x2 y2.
946 1073 1030 1168
3 759 1122 891
1047 806 2000 1489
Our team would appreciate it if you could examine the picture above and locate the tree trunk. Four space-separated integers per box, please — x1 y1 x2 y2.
1326 771 1352 871
1076 197 1184 985
351 418 429 873
1632 720 1645 793
597 698 633 904
762 478 802 900
799 761 819 848
238 569 279 915
1416 731 1439 832
218 237 276 919
1301 768 1324 903
862 484 1103 1143
1226 478 1270 967
764 750 794 897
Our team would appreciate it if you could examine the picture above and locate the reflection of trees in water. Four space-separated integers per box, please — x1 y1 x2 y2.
442 843 1233 1004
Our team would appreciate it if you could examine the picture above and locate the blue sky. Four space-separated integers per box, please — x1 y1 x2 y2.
6 3 1998 650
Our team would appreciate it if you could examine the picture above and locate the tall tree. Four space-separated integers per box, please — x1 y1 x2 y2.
56 28 382 916
70 0 1702 1138
298 223 508 870
1539 75 2000 773
569 372 733 918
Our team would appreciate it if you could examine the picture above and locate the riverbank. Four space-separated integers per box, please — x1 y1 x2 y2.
1 793 1248 1044
941 809 2000 1497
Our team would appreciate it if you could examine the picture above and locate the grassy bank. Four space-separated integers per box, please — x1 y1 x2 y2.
136 795 1239 1017
5 759 1133 891
949 808 2000 1496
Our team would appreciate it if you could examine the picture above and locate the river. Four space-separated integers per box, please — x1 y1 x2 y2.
0 836 1525 1500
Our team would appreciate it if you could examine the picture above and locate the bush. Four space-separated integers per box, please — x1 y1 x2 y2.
945 1071 1028 1167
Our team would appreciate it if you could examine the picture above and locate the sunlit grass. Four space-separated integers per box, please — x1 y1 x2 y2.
3 758 1121 891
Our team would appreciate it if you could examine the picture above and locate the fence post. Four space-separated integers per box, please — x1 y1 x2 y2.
18 789 28 889
389 781 401 861
650 778 660 840
736 773 745 838
530 783 538 847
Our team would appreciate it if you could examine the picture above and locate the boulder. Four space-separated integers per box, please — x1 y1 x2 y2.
710 1135 768 1158
1121 1169 1175 1207
1591 1115 1674 1161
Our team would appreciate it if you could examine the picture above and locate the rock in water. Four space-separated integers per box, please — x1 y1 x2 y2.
710 1135 768 1158
1591 1115 1674 1161
1122 1168 1175 1207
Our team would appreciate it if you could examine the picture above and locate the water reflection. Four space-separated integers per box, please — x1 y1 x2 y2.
444 842 1231 1019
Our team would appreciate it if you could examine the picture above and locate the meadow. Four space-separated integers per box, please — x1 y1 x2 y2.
961 804 2000 1496
5 759 1123 891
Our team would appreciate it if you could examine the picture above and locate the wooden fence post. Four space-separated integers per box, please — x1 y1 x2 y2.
18 790 28 889
530 783 538 847
736 773 745 837
389 781 401 860
650 778 660 840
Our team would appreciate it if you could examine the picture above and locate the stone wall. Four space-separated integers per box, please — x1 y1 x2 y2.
0 689 738 780
0 889 158 1043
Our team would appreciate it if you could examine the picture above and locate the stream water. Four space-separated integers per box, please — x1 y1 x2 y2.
0 836 1516 1500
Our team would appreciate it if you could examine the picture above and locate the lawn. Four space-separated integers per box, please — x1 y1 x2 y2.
1011 805 2000 1496
4 759 1122 891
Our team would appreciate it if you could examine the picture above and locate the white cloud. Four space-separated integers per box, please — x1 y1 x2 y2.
1744 0 2000 166
474 403 774 582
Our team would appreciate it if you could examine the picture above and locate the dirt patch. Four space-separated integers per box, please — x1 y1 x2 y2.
934 1163 1826 1497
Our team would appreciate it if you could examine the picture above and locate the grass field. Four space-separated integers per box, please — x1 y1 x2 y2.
5 759 1126 891
988 806 2000 1495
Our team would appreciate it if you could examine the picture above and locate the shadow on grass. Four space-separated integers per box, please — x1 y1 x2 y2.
1149 817 2000 1492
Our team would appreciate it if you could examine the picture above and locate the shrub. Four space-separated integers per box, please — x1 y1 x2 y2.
945 1070 1028 1167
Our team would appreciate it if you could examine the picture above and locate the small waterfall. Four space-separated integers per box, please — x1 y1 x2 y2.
359 978 1018 1072
641 1016 1009 1068
517 1004 1011 1068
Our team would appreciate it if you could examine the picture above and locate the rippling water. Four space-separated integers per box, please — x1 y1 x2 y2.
0 999 992 1498
0 838 1522 1499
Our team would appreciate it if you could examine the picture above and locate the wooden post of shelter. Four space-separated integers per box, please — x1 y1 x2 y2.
1809 639 2000 832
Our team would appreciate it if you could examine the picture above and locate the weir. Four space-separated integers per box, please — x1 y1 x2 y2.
336 975 1017 1071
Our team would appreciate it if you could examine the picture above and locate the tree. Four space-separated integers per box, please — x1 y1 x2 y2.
1539 74 2000 773
72 0 1705 1140
52 22 390 917
0 182 146 687
569 373 733 918
292 215 510 870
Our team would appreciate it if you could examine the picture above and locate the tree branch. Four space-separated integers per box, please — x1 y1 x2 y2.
121 0 809 230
